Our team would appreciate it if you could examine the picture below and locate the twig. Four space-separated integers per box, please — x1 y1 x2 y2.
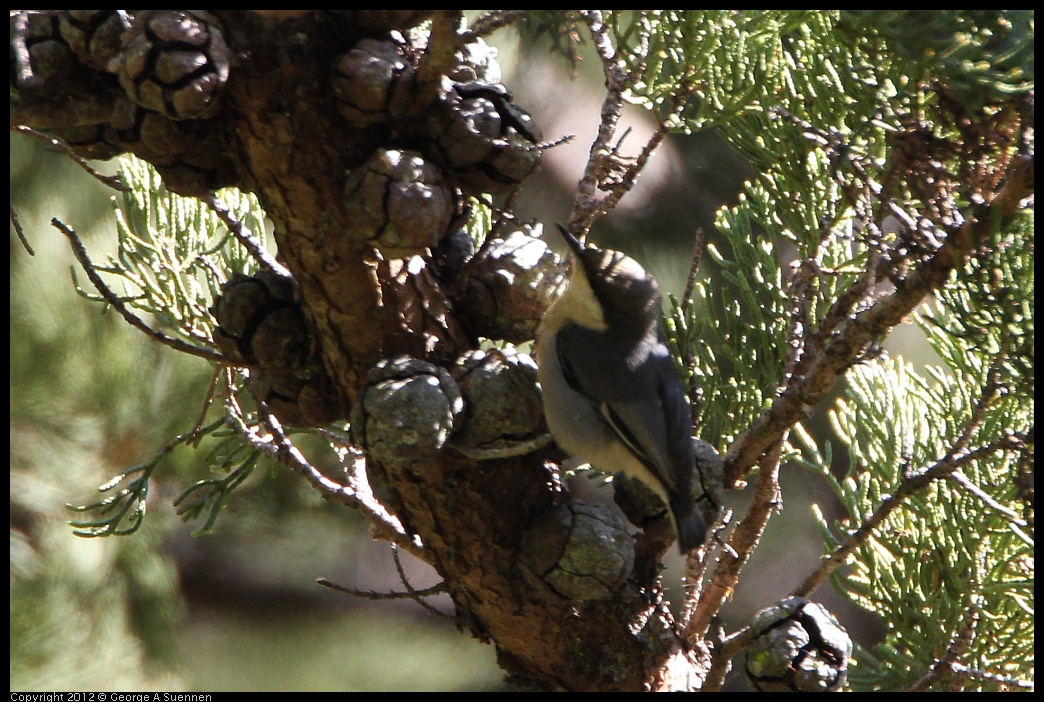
10 207 34 256
681 228 705 306
680 228 706 427
190 367 224 439
569 11 699 235
390 543 452 619
906 543 984 692
460 10 527 41
679 508 730 633
790 432 1027 599
720 621 760 662
11 11 37 89
946 470 1029 529
780 259 815 394
700 616 732 693
535 133 576 152
202 193 289 276
949 333 1009 455
52 217 225 364
688 439 783 639
223 383 428 562
14 125 128 192
724 155 1035 485
571 10 625 235
316 577 447 601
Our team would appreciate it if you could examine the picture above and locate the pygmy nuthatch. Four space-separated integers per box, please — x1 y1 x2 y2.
536 225 706 554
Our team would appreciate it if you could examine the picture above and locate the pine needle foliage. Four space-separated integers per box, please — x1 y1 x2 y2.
651 10 1032 690
98 155 264 343
67 155 268 537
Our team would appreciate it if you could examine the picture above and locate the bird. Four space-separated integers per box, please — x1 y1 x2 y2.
536 225 706 553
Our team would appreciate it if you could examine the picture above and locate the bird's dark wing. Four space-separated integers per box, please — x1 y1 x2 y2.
556 324 692 490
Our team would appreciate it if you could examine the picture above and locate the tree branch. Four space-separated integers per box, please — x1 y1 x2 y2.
53 217 226 364
222 377 428 562
203 194 290 277
906 542 984 692
790 432 1027 599
689 439 783 639
570 11 698 235
724 155 1034 485
10 207 34 256
13 125 127 191
460 10 527 41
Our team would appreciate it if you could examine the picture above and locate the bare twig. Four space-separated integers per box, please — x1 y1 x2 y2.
681 228 706 427
222 383 428 562
190 367 224 439
571 10 623 236
11 12 37 89
689 439 784 639
569 12 699 236
700 616 732 693
534 132 576 152
460 10 527 41
720 621 760 662
679 509 730 633
10 207 34 256
390 543 452 619
52 217 225 363
316 576 447 601
14 125 128 191
780 259 816 394
202 193 289 276
681 228 705 307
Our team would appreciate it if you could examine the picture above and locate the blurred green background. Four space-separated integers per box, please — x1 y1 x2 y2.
9 19 926 691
